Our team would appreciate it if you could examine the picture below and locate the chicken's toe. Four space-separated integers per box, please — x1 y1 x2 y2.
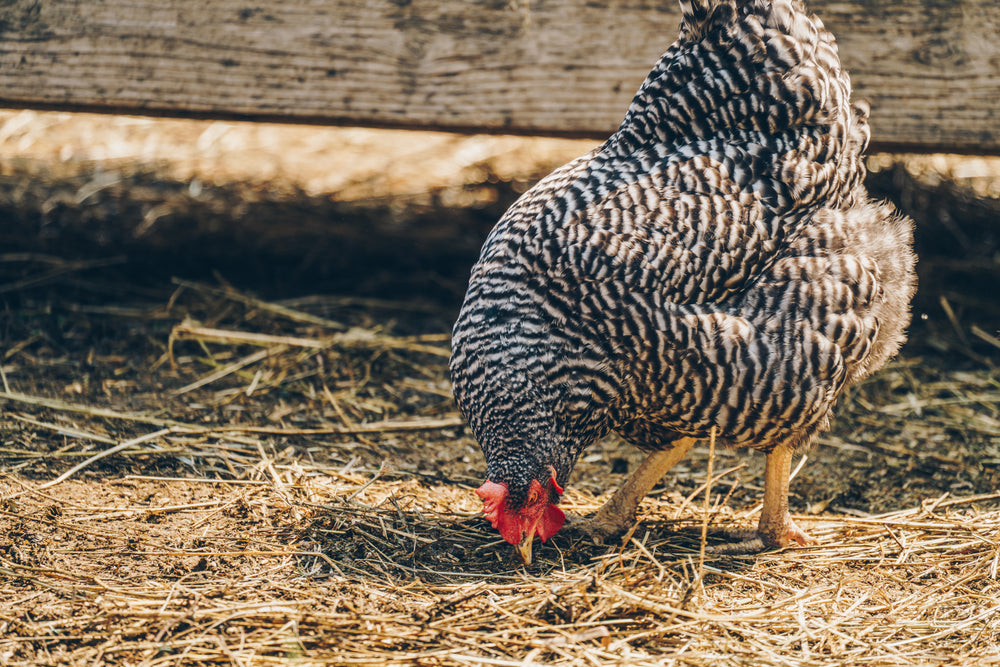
708 515 816 554
773 517 817 548
566 511 633 545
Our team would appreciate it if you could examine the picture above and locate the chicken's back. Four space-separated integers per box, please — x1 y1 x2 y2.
467 0 869 311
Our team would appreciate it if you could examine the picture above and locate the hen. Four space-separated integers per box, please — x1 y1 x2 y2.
450 0 916 562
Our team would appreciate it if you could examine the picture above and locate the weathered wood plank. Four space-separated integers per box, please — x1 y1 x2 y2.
0 1 997 152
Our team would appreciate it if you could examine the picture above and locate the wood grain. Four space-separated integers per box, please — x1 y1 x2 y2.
0 0 997 152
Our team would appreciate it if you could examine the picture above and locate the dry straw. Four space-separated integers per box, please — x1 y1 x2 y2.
1 270 997 666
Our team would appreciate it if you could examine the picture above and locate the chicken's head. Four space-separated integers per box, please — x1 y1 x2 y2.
475 465 565 564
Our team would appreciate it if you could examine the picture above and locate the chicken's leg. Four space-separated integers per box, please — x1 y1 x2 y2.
575 437 696 543
712 443 816 553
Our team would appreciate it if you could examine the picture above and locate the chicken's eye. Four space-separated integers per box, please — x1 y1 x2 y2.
528 489 540 504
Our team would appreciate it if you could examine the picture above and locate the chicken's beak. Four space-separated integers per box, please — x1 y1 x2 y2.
516 533 534 565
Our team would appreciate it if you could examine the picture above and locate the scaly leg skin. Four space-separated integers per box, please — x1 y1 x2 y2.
710 443 817 554
573 437 697 544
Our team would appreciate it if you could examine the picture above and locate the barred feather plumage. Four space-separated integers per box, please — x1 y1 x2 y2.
451 0 916 516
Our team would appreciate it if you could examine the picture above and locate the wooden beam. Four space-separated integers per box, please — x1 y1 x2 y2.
0 1 997 153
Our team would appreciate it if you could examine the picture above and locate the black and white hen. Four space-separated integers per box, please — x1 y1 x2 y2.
450 0 916 563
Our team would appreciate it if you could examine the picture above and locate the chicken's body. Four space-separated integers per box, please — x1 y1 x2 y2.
451 0 916 560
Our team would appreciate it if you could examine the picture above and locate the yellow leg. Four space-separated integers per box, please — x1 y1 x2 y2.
578 437 696 543
758 443 815 548
711 443 816 554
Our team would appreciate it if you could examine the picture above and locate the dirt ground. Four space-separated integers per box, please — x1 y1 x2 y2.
1 110 999 666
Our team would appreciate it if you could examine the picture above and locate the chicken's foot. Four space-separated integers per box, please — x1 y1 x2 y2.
710 443 816 554
574 437 696 543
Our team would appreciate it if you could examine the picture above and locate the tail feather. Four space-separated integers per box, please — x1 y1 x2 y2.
607 0 866 212
676 0 730 40
615 1 850 151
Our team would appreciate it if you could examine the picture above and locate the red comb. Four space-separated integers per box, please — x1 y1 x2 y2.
475 480 508 528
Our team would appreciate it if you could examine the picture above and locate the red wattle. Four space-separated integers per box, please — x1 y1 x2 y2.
497 513 526 545
537 503 566 542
